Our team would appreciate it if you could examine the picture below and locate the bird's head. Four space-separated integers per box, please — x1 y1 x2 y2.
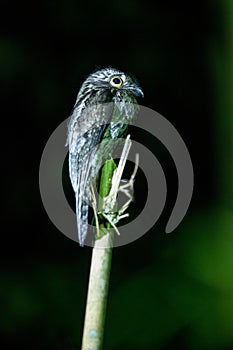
78 68 144 102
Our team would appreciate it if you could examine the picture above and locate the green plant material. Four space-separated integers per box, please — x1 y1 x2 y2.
99 159 117 200
98 159 117 234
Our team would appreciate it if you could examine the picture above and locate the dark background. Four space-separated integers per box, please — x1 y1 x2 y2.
1 0 233 349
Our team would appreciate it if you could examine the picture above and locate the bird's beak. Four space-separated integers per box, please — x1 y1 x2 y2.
133 86 144 98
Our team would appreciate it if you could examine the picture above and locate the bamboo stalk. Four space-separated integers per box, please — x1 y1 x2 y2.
81 137 132 350
81 159 116 350
81 232 113 350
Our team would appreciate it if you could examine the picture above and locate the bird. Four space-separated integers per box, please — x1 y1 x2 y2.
66 67 143 246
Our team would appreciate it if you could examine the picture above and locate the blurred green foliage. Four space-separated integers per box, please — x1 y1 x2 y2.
1 0 232 349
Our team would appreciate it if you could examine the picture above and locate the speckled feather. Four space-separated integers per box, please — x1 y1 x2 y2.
67 68 143 246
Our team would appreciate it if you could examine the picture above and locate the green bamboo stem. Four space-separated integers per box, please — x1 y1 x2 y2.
81 159 116 350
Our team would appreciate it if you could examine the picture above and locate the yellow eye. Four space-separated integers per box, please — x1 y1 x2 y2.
110 76 123 87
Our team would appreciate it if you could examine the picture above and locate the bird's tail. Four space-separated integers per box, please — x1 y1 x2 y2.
69 152 90 246
70 141 111 246
75 191 89 246
75 154 90 246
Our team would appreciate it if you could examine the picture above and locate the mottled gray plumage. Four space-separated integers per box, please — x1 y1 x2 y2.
67 68 143 246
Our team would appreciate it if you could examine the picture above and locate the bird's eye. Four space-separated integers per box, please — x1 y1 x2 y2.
110 76 123 87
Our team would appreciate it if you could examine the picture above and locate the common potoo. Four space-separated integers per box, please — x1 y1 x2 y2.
67 68 143 246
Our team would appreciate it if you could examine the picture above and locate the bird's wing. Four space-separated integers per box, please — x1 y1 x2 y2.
67 101 114 245
67 99 113 152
